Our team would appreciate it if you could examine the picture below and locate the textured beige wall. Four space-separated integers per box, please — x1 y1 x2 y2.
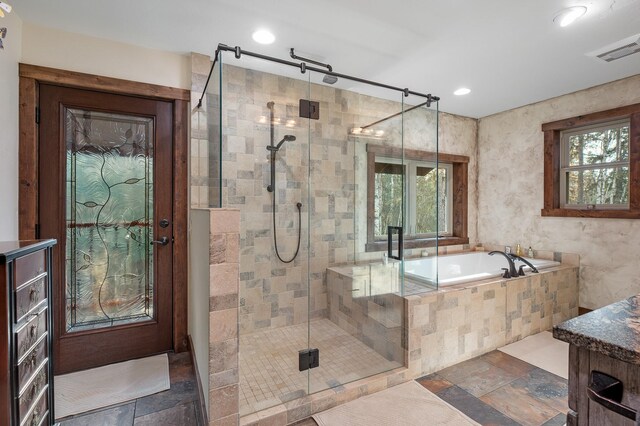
0 10 22 240
21 23 190 89
477 74 640 310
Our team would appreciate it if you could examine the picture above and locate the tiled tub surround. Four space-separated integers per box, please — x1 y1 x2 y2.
326 253 579 380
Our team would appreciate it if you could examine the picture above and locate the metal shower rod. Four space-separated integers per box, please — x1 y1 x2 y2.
196 43 440 109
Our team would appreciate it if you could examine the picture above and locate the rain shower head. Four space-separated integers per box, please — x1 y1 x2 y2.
323 74 338 85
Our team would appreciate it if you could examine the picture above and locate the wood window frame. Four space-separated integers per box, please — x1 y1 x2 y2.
365 145 469 252
541 102 640 219
18 64 191 353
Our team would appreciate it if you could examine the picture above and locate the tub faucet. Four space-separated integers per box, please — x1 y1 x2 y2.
509 254 539 274
488 251 518 278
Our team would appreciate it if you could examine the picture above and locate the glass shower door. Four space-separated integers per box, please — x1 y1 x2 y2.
307 73 407 395
221 53 315 416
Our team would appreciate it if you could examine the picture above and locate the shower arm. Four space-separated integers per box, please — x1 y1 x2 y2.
196 44 440 109
289 48 333 72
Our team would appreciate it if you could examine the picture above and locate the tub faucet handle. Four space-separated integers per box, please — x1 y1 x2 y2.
518 265 526 276
501 268 511 279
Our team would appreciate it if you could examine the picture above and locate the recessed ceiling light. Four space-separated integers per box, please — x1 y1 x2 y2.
454 88 471 96
554 6 587 27
0 2 12 18
252 29 275 45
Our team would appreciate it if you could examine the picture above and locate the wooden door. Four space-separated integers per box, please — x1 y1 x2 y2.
38 84 174 374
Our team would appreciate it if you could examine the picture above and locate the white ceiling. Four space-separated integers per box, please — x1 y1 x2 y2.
14 0 640 118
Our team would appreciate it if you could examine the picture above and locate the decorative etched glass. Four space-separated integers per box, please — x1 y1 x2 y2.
65 108 154 332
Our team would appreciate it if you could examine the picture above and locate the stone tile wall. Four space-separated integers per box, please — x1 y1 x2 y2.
189 52 478 338
208 209 241 425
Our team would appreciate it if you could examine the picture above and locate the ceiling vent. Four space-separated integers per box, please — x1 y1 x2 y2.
588 34 640 62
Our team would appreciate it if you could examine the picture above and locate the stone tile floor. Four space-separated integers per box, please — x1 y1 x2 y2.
56 352 203 426
418 350 568 426
239 318 401 416
54 348 566 425
295 349 567 426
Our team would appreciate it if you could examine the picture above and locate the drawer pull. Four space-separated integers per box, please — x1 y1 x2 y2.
587 371 637 421
28 351 38 367
30 408 40 426
29 285 41 302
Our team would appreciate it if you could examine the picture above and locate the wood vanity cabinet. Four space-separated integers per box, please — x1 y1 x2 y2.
1 240 56 426
554 295 640 426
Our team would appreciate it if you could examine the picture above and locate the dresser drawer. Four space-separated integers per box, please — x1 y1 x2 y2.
14 250 46 289
15 275 47 323
16 306 48 359
20 386 48 426
17 337 48 395
18 362 48 422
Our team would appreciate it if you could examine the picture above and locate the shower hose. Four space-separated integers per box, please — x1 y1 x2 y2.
272 198 302 263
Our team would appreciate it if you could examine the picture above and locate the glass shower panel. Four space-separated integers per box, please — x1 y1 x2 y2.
402 94 440 293
219 52 313 417
307 72 406 394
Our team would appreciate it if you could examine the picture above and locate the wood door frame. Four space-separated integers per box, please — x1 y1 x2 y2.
18 63 190 354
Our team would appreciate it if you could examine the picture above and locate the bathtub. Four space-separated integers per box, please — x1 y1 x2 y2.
404 252 561 287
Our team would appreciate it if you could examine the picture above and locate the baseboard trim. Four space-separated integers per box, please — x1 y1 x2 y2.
188 335 208 426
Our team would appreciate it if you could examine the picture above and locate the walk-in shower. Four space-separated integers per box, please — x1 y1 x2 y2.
199 43 440 419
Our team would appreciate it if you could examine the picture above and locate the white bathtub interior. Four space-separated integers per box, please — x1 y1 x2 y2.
404 252 561 287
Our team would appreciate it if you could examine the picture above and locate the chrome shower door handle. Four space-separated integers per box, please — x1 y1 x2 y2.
387 226 403 261
151 237 169 246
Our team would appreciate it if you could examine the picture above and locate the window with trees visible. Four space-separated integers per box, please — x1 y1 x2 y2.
373 158 451 238
542 103 640 218
366 145 468 251
560 120 629 209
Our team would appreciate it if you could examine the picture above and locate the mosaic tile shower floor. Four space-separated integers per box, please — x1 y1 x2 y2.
239 318 401 416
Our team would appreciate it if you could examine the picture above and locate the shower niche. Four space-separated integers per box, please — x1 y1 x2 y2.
200 47 440 419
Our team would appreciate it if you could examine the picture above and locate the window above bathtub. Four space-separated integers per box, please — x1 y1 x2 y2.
542 103 640 219
365 145 469 252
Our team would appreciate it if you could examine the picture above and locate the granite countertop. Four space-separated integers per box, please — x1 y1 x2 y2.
553 294 640 365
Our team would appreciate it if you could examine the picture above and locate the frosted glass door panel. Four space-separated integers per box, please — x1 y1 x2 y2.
65 108 155 332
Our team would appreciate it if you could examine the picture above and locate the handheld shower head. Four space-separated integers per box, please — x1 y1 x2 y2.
274 135 296 150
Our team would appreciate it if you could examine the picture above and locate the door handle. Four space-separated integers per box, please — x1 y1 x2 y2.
150 237 170 246
387 226 403 261
587 371 637 420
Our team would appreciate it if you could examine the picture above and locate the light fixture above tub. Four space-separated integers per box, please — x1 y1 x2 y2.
454 88 471 96
252 29 275 45
0 2 12 18
554 6 587 27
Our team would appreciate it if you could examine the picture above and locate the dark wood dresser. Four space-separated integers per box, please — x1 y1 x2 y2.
1 240 56 426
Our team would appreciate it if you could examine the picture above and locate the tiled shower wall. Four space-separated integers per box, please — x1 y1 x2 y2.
190 52 479 335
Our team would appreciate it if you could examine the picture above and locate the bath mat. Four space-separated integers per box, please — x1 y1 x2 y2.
54 353 170 419
313 381 480 426
499 331 569 379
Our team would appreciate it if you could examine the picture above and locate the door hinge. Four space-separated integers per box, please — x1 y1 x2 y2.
35 107 40 124
298 348 319 371
299 99 320 120
35 223 40 239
